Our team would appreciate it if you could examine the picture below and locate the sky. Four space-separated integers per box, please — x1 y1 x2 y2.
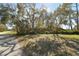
36 3 79 12
36 3 61 12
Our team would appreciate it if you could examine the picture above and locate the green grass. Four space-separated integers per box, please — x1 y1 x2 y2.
0 31 17 35
60 34 79 39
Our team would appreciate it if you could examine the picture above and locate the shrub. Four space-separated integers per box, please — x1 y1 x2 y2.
0 24 7 32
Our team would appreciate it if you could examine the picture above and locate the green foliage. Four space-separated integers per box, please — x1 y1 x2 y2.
1 16 9 24
0 24 7 32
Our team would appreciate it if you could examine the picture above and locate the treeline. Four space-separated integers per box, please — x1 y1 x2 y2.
0 3 79 34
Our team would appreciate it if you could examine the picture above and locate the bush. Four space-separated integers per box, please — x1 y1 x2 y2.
0 24 7 32
73 30 79 34
16 27 79 34
57 29 79 34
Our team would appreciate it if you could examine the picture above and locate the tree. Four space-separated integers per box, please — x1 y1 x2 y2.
0 4 14 24
75 3 79 30
15 3 39 34
15 3 29 34
53 3 74 30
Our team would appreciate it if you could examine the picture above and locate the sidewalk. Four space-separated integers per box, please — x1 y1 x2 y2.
0 35 23 56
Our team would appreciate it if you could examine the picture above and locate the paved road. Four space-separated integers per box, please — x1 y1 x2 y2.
0 35 23 56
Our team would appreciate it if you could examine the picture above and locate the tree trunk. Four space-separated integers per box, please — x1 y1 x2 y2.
76 3 79 30
69 14 73 30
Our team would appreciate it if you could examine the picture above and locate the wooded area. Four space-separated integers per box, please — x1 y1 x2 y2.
0 3 79 56
0 3 79 34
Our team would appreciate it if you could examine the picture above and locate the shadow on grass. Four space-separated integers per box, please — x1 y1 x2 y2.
65 39 79 51
22 34 74 56
20 34 79 56
18 34 40 43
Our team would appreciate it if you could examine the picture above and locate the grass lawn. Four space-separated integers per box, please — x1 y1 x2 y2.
0 31 17 35
60 34 79 39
